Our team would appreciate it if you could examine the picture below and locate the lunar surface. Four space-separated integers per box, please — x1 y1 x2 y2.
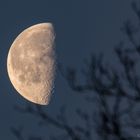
7 23 56 105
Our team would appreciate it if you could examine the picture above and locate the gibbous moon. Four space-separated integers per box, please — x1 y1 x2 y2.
7 23 56 105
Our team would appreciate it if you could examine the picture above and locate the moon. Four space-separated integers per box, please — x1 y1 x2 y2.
7 23 56 105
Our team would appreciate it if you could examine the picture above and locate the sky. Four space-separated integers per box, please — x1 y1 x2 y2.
0 0 135 139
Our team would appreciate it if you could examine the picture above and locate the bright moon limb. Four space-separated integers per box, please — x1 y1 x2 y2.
7 23 56 105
